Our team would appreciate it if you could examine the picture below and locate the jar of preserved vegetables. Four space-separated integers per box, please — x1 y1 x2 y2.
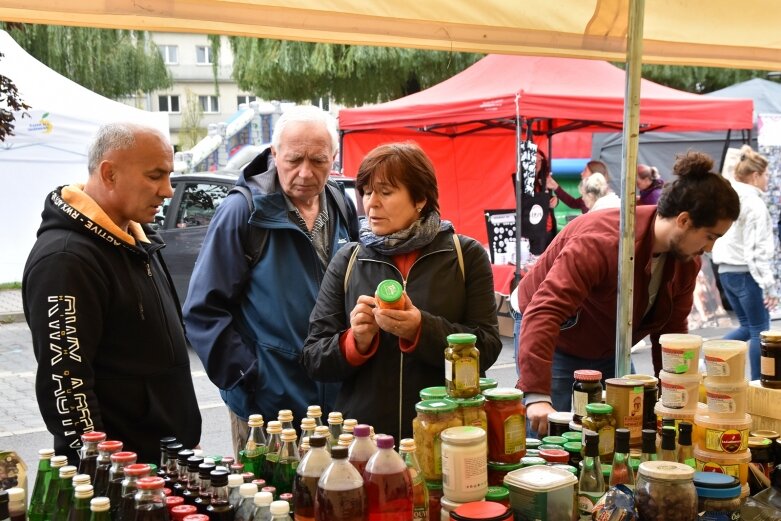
452 395 487 432
693 472 742 521
760 330 781 389
572 370 603 424
487 461 522 486
375 279 405 310
635 461 697 521
483 388 526 463
413 399 462 482
420 386 448 401
582 403 616 462
445 333 480 398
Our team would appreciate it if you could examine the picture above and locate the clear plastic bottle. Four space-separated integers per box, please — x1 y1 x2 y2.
363 435 413 520
234 484 258 521
77 432 107 479
227 474 244 510
242 415 268 480
29 448 56 521
577 431 604 518
41 455 69 521
399 438 429 521
315 446 366 521
53 464 78 520
294 435 332 521
119 463 151 521
298 418 317 451
640 429 658 463
263 422 283 483
306 406 324 428
677 421 695 468
206 470 234 521
277 410 295 432
313 427 331 454
268 501 289 521
609 428 634 490
6 487 26 521
327 412 344 448
133 477 168 521
107 451 137 520
347 424 377 476
68 484 93 521
271 429 299 496
88 497 110 521
250 491 273 521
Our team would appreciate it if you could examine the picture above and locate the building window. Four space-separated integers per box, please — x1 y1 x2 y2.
199 95 219 113
237 95 257 108
158 45 178 65
196 45 212 65
158 95 180 113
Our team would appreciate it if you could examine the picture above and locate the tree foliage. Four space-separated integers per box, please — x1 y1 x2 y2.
0 51 30 141
629 63 771 93
1 23 171 99
229 38 482 105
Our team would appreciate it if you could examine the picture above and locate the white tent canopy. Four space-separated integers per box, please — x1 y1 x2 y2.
0 29 169 283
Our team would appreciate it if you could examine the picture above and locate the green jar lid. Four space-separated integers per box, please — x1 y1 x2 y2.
487 461 523 471
551 464 578 475
485 486 510 502
562 441 582 454
376 279 403 303
480 377 499 391
415 399 458 414
483 388 523 401
525 449 540 457
451 394 486 407
541 436 567 446
209 455 223 464
426 480 443 491
562 432 582 443
147 463 158 474
521 456 546 467
601 464 612 479
538 444 564 451
419 386 447 400
526 438 542 449
447 333 477 344
585 403 614 415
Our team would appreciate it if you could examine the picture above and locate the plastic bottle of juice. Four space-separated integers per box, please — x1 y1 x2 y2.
363 435 413 520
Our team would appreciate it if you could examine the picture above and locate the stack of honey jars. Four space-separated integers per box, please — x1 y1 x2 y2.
693 339 752 497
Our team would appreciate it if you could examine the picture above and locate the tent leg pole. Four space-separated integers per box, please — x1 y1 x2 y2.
616 0 645 378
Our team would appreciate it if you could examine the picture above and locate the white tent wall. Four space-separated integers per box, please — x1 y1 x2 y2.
0 30 169 283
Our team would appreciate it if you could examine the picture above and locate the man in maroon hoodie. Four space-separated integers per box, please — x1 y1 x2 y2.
516 152 740 435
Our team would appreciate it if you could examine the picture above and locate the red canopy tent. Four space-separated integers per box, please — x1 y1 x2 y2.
339 54 753 244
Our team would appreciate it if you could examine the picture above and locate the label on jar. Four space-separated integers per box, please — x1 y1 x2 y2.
699 510 740 521
704 428 748 453
578 490 603 516
704 355 730 377
441 443 487 501
434 434 443 476
761 355 776 377
662 346 696 373
706 391 737 414
661 381 688 408
573 390 588 418
453 358 478 390
598 425 615 458
445 358 453 381
503 414 525 455
697 460 741 480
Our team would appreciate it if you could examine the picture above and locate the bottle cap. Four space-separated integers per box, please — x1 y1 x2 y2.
81 432 107 443
279 493 292 502
228 474 244 487
230 463 245 472
182 515 209 521
165 443 184 457
446 332 477 344
137 476 166 490
210 470 229 487
252 479 266 488
110 451 137 464
615 428 630 452
90 497 110 512
277 409 294 423
585 403 613 415
338 434 353 447
60 465 78 478
221 456 235 467
261 486 276 495
270 500 290 515
281 428 297 442
307 405 322 418
328 411 344 424
197 462 216 479
239 483 258 498
38 448 56 459
343 419 358 432
159 436 177 448
574 369 603 382
375 434 395 449
309 435 327 448
300 417 316 430
678 421 693 445
242 472 255 483
73 474 91 486
353 424 371 438
314 426 330 438
266 421 282 434
177 450 195 464
165 496 184 508
661 427 676 450
641 429 657 453
253 491 273 506
399 438 416 452
584 432 599 457
331 446 348 459
5 488 24 501
247 414 264 428
51 455 68 467
186 456 204 472
376 279 403 304
171 505 197 518
97 440 123 453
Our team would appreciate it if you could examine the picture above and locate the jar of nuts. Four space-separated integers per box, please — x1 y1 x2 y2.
635 461 697 521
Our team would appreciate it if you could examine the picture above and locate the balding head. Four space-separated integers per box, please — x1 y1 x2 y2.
88 123 168 175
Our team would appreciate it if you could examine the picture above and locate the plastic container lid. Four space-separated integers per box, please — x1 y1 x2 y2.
568 421 582 432
628 374 659 388
415 398 458 413
637 461 695 480
269 500 290 515
561 432 581 443
606 377 645 388
452 394 486 407
520 457 546 467
419 386 447 400
483 388 523 401
480 378 499 391
693 472 741 498
693 446 752 464
441 426 487 445
660 333 702 348
573 369 602 382
375 434 395 449
525 438 541 449
750 430 780 440
693 411 752 430
585 403 613 415
539 449 569 462
452 501 511 520
538 445 564 451
253 491 273 506
447 333 477 344
376 279 403 303
541 435 567 446
5 488 24 501
551 464 578 474
655 401 701 420
228 474 244 487
704 379 749 391
484 485 510 502
503 465 578 492
562 441 582 454
548 411 574 424
525 449 540 457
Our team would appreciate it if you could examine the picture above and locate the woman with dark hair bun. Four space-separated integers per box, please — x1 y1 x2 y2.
712 145 778 380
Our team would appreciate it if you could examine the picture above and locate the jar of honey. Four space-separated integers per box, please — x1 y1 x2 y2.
760 330 781 389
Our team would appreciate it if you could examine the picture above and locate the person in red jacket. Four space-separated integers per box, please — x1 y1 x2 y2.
515 151 740 435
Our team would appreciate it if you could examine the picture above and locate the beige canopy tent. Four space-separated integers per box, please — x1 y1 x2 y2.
0 0 780 69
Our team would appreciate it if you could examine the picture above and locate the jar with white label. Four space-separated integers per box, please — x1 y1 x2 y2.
441 426 487 503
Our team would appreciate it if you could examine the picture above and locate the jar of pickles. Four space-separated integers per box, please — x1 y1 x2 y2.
483 388 526 463
445 333 480 398
413 399 462 481
452 395 487 432
581 403 616 462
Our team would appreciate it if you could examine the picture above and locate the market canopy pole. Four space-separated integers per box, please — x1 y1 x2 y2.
615 0 645 378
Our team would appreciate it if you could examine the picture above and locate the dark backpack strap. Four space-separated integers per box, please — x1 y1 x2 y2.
326 181 360 241
228 185 269 268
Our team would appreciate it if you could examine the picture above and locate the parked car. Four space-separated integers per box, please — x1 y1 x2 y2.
152 170 361 304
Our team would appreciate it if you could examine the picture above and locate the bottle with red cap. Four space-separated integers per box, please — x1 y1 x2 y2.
206 470 234 521
170 504 197 521
93 441 123 498
107 451 137 519
78 432 107 478
134 477 169 521
181 457 204 507
183 515 209 521
166 495 185 515
118 463 151 521
363 435 413 520
347 424 377 476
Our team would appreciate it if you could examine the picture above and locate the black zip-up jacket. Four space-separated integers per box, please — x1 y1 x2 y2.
302 231 502 442
23 186 201 464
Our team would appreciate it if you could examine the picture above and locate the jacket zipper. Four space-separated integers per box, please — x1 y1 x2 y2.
145 252 176 363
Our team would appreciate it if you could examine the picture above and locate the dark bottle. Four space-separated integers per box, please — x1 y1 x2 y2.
78 432 107 480
134 477 170 521
182 457 204 507
107 451 138 520
41 455 69 521
660 427 677 462
29 448 57 521
118 463 151 521
194 463 216 515
241 415 267 480
173 450 195 497
7 487 26 521
158 438 178 479
293 436 331 521
271 429 299 496
163 443 184 489
205 470 234 521
68 485 94 521
640 429 658 463
677 421 695 468
315 446 366 521
93 441 124 498
53 464 78 521
577 432 604 518
241 474 254 485
263 422 283 484
0 490 9 521
222 457 235 468
88 497 110 521
363 435 412 521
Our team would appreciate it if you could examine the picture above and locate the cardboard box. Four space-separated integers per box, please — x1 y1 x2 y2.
747 380 781 432
495 293 515 338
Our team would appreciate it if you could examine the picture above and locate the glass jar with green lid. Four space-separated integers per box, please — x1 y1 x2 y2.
419 386 447 401
562 441 582 469
526 438 542 450
451 395 487 432
521 456 546 467
445 333 480 398
484 485 510 507
487 461 522 486
551 464 578 475
375 279 405 310
525 449 540 457
582 403 616 462
561 432 581 443
480 377 498 392
541 435 567 446
412 399 462 482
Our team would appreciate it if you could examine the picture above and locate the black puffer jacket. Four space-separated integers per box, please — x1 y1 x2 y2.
23 186 201 463
302 231 501 442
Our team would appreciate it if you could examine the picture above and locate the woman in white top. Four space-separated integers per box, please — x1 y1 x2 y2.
712 145 778 380
580 172 620 211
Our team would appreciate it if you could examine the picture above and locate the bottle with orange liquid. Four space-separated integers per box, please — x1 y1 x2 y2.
363 435 413 520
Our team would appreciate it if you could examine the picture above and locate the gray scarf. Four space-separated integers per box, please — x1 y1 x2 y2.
359 212 454 255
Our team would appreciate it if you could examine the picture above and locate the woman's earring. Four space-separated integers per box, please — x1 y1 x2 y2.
417 207 422 213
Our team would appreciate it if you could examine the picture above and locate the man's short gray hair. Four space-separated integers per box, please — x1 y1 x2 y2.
271 105 339 154
87 123 138 174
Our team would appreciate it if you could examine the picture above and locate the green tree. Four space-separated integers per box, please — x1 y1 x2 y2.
1 23 171 99
627 63 771 93
0 51 30 141
229 38 482 105
179 88 205 150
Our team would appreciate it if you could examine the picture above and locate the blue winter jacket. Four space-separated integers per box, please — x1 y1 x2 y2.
183 151 359 421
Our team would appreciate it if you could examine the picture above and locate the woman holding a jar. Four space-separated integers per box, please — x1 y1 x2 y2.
302 142 502 443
